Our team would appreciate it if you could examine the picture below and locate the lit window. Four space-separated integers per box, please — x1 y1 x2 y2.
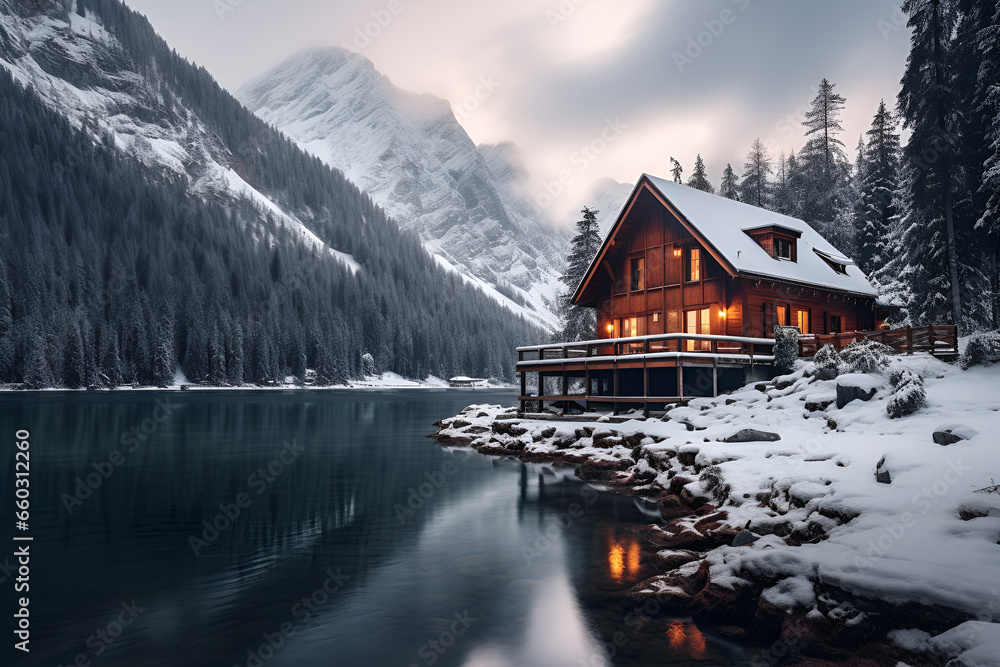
797 310 810 334
630 257 645 291
775 238 793 260
775 305 789 327
685 308 711 351
687 248 701 282
622 316 638 338
652 312 660 323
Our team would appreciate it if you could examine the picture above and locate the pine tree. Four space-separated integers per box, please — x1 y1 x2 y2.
670 157 683 183
899 0 963 326
772 151 793 215
857 101 902 276
557 207 602 342
686 154 715 193
720 163 740 201
974 0 1000 326
740 139 773 208
799 79 851 240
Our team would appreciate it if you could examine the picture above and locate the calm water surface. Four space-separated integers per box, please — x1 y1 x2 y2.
0 390 761 666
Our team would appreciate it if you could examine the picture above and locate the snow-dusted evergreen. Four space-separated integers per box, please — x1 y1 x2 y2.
236 48 568 331
856 101 902 277
555 208 602 342
719 163 740 201
739 139 772 208
686 154 715 193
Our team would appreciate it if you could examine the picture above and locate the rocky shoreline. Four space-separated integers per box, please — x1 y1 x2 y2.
430 353 1000 666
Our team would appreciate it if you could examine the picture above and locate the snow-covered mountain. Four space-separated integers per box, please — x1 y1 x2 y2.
587 177 634 235
237 48 569 330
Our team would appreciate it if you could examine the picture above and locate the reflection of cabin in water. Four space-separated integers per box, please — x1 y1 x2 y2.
517 174 956 415
449 377 487 388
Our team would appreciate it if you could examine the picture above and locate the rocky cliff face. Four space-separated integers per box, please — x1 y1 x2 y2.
238 48 569 329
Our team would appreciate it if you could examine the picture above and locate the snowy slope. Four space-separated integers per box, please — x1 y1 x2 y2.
0 2 360 276
237 48 567 331
586 176 634 235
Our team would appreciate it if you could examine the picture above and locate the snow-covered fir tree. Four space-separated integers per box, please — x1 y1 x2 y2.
556 207 602 342
857 100 901 277
720 163 740 201
979 0 1000 326
740 138 773 209
670 157 684 183
686 154 715 193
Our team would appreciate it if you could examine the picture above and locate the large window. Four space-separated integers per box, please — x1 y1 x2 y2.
829 315 842 334
796 310 810 334
775 305 789 327
618 316 639 339
630 257 645 291
685 308 711 351
687 248 702 282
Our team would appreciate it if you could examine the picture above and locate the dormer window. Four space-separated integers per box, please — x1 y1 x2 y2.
775 238 793 260
813 248 852 275
743 224 801 263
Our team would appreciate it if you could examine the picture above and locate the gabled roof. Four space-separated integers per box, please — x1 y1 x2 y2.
573 174 878 303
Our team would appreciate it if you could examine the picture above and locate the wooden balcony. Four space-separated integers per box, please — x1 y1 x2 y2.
516 333 776 416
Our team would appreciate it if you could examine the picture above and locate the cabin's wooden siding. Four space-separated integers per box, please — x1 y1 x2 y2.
583 186 877 340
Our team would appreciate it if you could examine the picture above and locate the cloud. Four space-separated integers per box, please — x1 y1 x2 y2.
123 0 912 226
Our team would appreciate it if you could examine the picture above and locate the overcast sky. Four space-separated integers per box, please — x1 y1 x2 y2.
122 0 912 223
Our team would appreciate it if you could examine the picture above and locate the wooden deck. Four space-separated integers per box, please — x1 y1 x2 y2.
798 325 958 357
517 325 959 415
517 333 776 415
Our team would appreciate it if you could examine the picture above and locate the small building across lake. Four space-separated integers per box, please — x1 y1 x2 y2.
517 173 955 415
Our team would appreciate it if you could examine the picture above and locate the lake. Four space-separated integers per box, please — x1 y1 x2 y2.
0 390 762 666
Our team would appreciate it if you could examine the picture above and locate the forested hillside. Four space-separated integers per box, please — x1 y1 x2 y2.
0 0 541 388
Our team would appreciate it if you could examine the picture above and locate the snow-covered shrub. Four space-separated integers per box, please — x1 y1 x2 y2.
773 326 799 373
840 337 893 374
886 369 925 419
361 352 376 376
813 344 844 380
699 465 731 503
960 330 1000 370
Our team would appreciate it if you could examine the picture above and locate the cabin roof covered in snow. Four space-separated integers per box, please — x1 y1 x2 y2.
574 174 879 302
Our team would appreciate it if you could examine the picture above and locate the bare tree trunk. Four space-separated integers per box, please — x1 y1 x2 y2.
944 188 962 329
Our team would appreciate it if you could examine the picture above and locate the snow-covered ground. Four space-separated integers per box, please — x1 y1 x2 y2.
436 351 1000 664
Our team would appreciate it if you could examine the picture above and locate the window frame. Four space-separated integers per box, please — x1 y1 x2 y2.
630 256 645 292
686 248 702 283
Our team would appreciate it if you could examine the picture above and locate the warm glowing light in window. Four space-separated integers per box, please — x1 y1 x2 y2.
719 308 727 319
665 621 707 660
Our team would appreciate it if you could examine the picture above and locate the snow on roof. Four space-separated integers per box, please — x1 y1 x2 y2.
579 175 878 299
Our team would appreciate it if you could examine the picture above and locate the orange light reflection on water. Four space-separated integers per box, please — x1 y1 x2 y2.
665 620 707 660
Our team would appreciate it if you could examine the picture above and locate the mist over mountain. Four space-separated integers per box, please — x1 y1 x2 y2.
237 48 571 330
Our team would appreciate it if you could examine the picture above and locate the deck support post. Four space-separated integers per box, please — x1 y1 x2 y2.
561 369 568 413
677 360 684 402
712 357 718 398
613 365 620 416
907 327 914 355
585 366 591 413
643 361 650 418
519 370 526 414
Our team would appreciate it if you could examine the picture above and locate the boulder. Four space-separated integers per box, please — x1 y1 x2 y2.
875 455 891 485
932 425 978 446
836 374 882 409
723 428 781 443
732 529 759 547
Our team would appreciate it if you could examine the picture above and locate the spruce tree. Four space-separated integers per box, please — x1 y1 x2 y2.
975 0 1000 326
686 155 715 193
557 207 602 342
799 79 851 240
740 139 773 209
720 163 740 201
857 101 901 276
899 0 963 326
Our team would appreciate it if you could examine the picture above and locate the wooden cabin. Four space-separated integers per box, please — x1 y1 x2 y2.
516 174 904 415
572 174 884 341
